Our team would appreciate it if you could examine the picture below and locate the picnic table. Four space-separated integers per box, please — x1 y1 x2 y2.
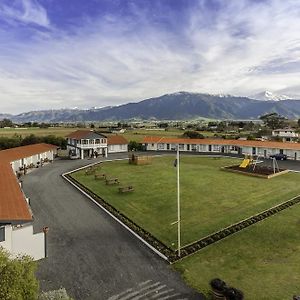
119 186 134 193
105 178 119 185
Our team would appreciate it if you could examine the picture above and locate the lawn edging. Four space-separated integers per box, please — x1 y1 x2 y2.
176 193 300 262
62 160 173 262
62 159 300 264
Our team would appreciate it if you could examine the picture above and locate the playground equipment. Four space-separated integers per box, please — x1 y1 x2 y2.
239 155 253 168
252 155 263 171
129 153 152 165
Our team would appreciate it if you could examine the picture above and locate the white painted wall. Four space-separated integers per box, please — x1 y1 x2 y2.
108 144 128 153
0 224 45 261
11 150 55 173
145 142 300 160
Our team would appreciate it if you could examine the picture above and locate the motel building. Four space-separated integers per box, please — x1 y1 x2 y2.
66 130 128 159
142 136 300 160
0 143 57 260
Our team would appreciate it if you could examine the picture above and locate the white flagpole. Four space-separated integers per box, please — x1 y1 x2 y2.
177 146 181 256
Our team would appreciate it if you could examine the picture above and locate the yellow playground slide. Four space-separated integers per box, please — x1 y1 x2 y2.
239 159 250 168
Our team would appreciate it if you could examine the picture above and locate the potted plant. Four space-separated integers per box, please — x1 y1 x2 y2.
223 287 244 300
210 278 227 299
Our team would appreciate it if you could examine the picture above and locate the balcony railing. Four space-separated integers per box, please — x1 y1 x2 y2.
76 143 106 148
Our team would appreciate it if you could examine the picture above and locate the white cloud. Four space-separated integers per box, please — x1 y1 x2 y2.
0 0 49 27
1 0 300 113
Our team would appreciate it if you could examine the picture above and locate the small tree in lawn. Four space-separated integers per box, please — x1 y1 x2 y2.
0 247 39 300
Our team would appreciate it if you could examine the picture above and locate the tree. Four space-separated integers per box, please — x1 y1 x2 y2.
182 131 204 139
0 248 39 300
21 134 42 146
0 118 13 128
128 141 144 151
259 112 286 129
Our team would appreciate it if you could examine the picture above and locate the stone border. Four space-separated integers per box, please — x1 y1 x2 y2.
62 157 300 263
62 158 172 262
221 165 290 179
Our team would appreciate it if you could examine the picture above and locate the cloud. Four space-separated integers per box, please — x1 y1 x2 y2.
1 0 300 113
0 0 49 27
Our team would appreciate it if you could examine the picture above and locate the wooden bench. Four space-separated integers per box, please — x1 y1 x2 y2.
105 178 119 185
85 167 96 175
94 173 106 180
119 186 134 193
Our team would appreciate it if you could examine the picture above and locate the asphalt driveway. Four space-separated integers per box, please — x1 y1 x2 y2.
22 154 204 300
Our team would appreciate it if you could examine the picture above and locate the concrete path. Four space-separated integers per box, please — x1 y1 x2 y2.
22 155 204 300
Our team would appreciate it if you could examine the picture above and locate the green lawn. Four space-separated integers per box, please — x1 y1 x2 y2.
174 203 300 299
71 156 300 249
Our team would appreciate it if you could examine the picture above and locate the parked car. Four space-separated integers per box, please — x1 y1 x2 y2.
269 153 287 160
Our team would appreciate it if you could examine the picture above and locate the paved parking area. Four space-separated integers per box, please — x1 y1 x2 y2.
22 154 204 300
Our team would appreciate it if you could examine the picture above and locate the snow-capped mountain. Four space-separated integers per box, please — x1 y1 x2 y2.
251 90 292 101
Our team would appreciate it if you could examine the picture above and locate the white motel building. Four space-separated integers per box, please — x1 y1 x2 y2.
0 143 57 260
143 136 300 160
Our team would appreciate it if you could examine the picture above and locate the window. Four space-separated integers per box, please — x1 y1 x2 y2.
0 227 5 242
179 144 184 150
158 143 164 150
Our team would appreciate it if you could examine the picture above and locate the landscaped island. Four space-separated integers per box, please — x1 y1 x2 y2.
70 156 300 247
70 155 300 299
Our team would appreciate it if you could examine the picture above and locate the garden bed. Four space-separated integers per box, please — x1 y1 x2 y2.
222 165 289 178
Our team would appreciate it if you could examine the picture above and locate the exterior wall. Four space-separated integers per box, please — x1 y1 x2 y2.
67 138 108 159
0 224 45 261
11 150 55 172
144 142 300 160
272 130 299 138
108 144 128 153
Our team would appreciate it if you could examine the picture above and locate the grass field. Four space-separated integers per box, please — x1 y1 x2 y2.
71 156 300 248
0 127 215 142
0 127 80 137
174 203 300 299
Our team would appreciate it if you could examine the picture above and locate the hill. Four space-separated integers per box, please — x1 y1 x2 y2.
6 92 300 122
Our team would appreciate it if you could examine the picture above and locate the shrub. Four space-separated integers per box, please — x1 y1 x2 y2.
39 288 73 300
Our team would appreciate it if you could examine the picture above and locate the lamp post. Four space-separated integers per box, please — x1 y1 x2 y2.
43 226 49 258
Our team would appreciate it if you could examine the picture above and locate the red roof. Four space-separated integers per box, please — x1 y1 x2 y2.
0 143 57 223
66 130 94 139
142 136 300 150
107 135 128 145
0 143 57 163
66 130 107 139
0 163 32 222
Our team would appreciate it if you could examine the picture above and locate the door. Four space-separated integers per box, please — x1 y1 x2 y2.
209 145 212 152
252 147 256 155
166 144 170 150
264 150 267 158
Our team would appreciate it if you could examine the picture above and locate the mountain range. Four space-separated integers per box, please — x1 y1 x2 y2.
3 91 300 123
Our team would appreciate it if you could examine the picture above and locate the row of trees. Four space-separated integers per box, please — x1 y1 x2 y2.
0 134 67 150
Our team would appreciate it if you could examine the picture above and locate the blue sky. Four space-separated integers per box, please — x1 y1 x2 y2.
1 0 300 113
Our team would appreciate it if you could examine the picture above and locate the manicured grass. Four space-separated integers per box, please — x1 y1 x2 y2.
174 203 300 299
71 156 300 249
